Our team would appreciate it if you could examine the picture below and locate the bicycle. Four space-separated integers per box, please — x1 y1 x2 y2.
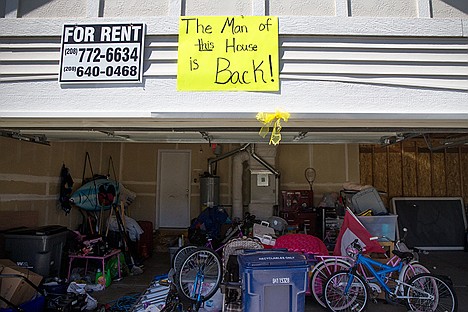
322 239 457 311
171 212 257 272
170 213 260 311
172 247 222 311
310 228 429 308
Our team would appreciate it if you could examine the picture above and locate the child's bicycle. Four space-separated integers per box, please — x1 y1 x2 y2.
310 227 429 308
167 213 259 311
161 247 222 312
171 212 257 273
322 239 457 311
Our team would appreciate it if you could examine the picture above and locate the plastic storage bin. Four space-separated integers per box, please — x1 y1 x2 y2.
351 187 387 215
357 214 398 241
3 225 68 277
237 250 309 312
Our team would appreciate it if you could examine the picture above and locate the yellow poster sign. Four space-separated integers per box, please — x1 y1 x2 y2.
177 16 279 91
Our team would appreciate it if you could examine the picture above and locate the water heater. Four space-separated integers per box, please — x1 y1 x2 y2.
200 175 220 207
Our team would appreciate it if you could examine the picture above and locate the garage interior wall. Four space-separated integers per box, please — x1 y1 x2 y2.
1 0 467 230
360 141 468 209
0 137 361 229
2 137 468 230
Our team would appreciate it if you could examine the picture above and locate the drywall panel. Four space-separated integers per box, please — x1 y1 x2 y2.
124 194 156 223
121 143 157 181
313 144 346 182
277 145 310 188
0 180 45 194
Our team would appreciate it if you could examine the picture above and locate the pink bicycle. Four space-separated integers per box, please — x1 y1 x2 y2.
310 228 430 308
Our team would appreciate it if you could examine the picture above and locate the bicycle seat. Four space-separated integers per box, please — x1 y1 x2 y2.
392 250 414 262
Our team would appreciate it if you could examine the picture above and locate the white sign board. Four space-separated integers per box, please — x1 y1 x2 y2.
59 23 145 83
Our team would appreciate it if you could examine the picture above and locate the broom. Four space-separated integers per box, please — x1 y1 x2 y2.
114 204 143 275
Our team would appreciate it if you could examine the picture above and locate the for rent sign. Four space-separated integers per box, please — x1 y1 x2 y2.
59 23 145 83
177 16 279 91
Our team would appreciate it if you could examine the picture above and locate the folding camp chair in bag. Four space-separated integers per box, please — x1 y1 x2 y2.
220 237 263 312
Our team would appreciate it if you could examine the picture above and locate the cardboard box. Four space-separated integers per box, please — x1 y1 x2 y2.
0 259 43 308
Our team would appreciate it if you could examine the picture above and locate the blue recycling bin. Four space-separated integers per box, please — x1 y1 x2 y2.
238 250 309 312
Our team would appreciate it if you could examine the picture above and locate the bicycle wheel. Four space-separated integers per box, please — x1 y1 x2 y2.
400 261 430 282
323 271 369 312
172 245 198 271
405 273 457 312
310 258 352 307
175 247 222 304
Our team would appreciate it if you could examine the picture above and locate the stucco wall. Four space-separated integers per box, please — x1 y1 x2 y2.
102 0 168 17
350 0 417 17
3 0 467 18
269 0 335 16
432 0 468 18
17 0 86 18
185 0 252 16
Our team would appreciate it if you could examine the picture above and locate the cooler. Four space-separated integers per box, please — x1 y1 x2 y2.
3 225 68 277
237 250 309 312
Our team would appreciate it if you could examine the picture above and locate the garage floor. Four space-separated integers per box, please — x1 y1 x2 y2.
91 249 468 311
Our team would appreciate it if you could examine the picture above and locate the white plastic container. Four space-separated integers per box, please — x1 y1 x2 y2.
352 187 387 215
357 214 398 241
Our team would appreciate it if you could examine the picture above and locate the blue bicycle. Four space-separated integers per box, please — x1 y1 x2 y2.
323 239 457 312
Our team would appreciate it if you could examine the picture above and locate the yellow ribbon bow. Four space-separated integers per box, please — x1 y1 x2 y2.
256 109 290 145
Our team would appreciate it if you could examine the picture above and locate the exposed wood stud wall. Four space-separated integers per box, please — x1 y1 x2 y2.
360 141 468 208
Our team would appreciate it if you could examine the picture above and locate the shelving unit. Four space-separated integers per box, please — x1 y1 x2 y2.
279 190 318 236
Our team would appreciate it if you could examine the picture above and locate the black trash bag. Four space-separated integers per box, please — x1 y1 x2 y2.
59 164 74 215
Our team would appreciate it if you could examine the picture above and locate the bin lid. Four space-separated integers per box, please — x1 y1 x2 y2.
238 250 308 268
4 225 68 236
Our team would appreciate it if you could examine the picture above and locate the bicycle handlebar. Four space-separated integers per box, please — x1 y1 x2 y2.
350 227 412 254
366 227 409 245
350 239 364 253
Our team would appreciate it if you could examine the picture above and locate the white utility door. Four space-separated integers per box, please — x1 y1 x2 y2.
157 150 191 228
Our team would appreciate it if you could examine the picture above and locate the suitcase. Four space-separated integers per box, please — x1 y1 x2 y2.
137 221 154 259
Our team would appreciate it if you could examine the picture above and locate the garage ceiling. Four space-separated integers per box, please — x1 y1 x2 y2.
1 116 468 149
